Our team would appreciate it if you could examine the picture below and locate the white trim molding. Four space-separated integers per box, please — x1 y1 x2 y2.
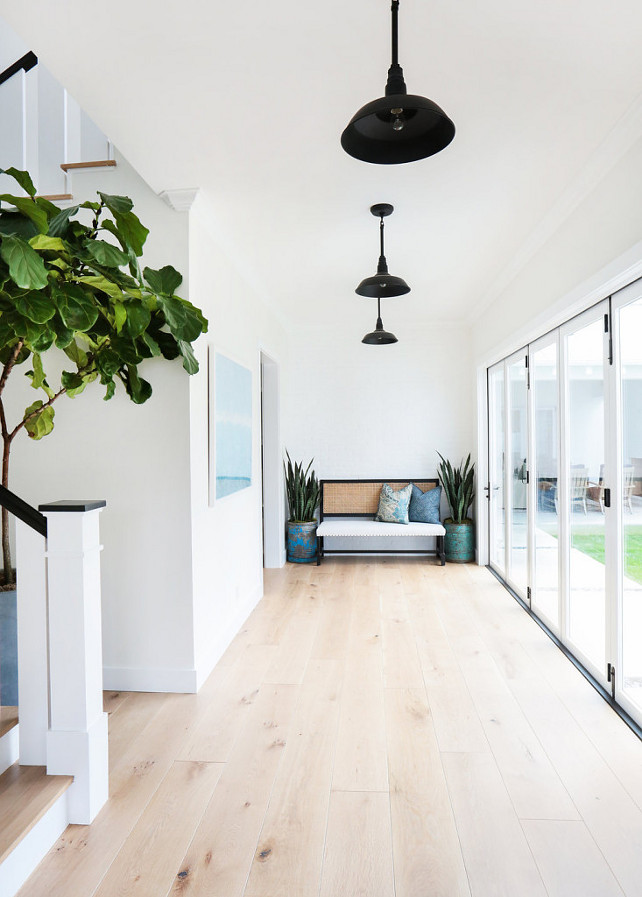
158 188 199 212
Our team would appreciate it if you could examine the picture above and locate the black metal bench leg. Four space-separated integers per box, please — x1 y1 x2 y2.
437 535 446 566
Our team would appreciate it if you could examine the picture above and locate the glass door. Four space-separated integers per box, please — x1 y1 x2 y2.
529 336 560 630
561 302 609 680
613 287 642 720
488 362 506 576
506 352 528 596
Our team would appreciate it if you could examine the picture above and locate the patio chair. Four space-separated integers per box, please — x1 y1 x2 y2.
624 465 634 512
569 466 589 514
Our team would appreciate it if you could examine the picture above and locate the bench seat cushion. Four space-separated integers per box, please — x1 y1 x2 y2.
317 518 445 538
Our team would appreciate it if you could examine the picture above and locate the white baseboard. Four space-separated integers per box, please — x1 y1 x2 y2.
194 584 263 691
0 722 19 776
102 666 199 694
0 789 68 897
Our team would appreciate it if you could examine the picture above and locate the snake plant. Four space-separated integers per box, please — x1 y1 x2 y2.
284 451 320 522
437 452 475 523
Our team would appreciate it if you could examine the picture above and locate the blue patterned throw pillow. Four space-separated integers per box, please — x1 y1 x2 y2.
375 483 412 524
408 483 442 523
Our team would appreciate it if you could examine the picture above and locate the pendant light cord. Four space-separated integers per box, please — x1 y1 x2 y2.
391 1 399 66
379 215 385 257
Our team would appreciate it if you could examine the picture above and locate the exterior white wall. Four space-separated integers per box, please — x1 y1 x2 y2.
284 323 474 546
187 194 289 687
5 151 196 691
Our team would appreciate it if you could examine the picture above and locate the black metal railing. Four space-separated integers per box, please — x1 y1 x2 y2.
0 51 38 88
0 484 47 537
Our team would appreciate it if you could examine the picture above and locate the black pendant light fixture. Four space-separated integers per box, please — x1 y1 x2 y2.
362 296 398 345
356 203 409 298
341 0 455 165
358 203 407 345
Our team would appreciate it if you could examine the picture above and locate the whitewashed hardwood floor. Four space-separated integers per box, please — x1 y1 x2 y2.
15 559 642 897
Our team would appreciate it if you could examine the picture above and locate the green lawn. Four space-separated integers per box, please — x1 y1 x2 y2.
539 523 642 585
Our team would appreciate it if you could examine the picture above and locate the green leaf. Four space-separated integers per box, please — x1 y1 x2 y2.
158 295 203 342
125 300 151 339
14 290 56 323
0 195 48 233
96 348 122 378
110 334 141 365
140 331 161 357
48 205 79 237
143 265 182 296
0 235 48 289
103 379 116 401
0 212 39 239
97 192 133 214
28 234 67 252
178 339 199 374
51 315 74 348
114 303 126 333
31 352 46 389
153 329 180 360
1 168 36 197
78 274 123 300
0 341 29 365
61 370 84 391
84 239 129 268
53 284 99 332
63 340 88 368
124 365 152 404
24 400 55 440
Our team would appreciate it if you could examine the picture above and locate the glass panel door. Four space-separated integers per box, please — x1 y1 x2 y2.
564 307 608 675
530 338 560 629
617 294 642 716
488 363 506 575
507 353 528 595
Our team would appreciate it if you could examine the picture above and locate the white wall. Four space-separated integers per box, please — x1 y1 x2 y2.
284 322 474 548
187 194 289 687
472 129 642 564
5 151 197 692
473 134 642 367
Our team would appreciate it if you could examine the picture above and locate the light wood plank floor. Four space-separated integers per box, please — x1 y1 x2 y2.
16 560 642 897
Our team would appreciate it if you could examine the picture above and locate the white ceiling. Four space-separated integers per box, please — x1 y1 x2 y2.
3 0 642 332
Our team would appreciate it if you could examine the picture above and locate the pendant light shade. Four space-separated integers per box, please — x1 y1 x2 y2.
362 299 398 345
342 1 455 165
356 203 410 298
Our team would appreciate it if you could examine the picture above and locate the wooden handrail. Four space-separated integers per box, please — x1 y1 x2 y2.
0 484 47 537
0 51 38 88
60 160 116 172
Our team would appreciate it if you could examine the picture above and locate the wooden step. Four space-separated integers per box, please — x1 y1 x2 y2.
0 764 72 864
60 160 116 172
0 707 18 740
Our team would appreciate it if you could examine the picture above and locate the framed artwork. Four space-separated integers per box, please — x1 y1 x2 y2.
208 349 252 503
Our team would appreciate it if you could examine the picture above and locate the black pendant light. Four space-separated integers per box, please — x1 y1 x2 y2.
362 296 398 345
341 0 455 165
356 203 409 298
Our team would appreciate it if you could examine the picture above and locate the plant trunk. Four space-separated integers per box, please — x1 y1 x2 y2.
2 436 11 585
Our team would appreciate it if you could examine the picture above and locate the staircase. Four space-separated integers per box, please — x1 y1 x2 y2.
0 763 72 897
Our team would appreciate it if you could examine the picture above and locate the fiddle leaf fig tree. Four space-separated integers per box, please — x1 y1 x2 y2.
0 167 208 585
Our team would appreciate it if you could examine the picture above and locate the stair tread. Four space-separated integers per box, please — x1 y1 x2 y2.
0 706 18 739
0 763 72 864
60 160 116 171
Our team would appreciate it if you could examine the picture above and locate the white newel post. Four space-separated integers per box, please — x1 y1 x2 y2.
15 519 48 765
40 500 108 824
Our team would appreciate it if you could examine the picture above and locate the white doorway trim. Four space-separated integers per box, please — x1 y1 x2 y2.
260 351 285 568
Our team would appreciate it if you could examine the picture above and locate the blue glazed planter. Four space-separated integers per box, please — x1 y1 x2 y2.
444 519 475 563
287 521 318 564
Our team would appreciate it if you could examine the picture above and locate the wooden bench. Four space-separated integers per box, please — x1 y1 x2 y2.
316 479 446 565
